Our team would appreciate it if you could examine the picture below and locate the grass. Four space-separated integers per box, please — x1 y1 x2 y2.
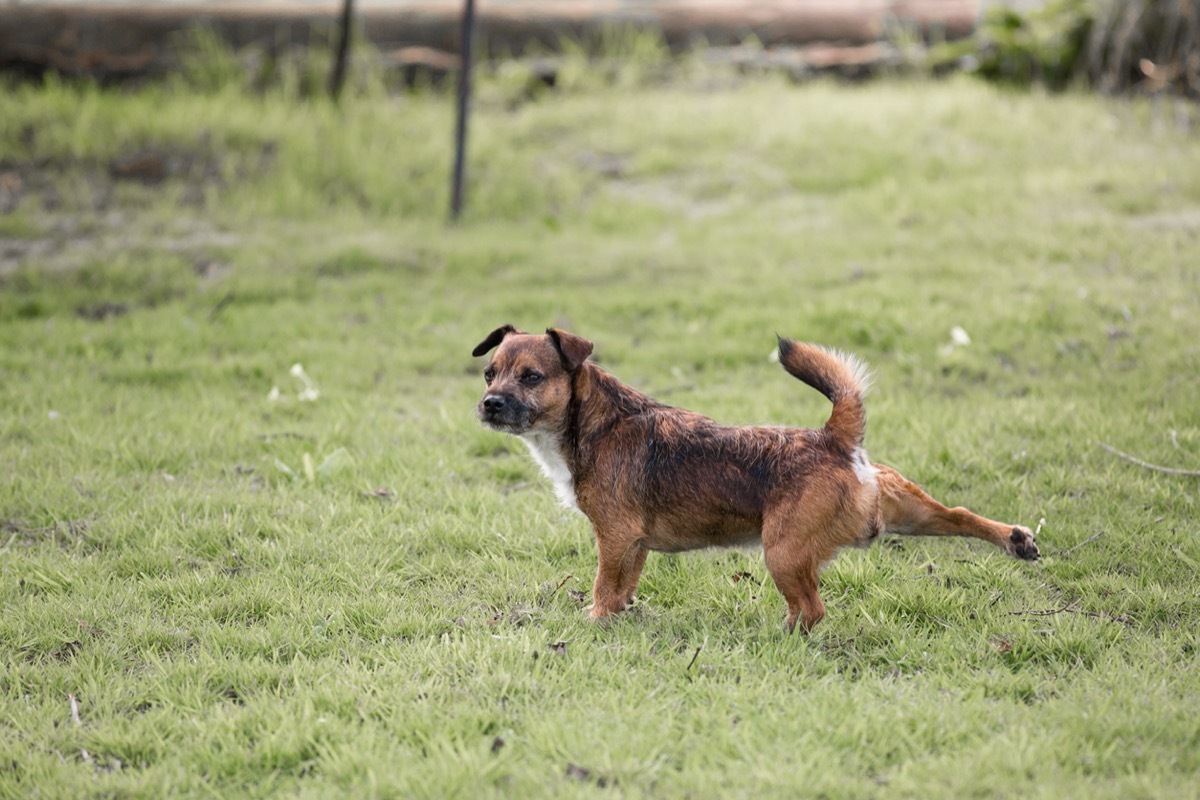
2 54 1200 797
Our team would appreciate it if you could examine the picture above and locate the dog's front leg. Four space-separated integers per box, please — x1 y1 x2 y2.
588 520 647 620
617 546 648 608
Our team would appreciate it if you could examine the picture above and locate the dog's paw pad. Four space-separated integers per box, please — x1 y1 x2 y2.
1009 526 1039 561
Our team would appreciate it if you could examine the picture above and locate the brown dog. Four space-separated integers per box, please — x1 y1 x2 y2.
472 325 1039 632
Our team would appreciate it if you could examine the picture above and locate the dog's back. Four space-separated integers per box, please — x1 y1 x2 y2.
574 341 878 553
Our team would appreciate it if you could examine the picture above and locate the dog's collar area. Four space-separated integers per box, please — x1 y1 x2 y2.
519 429 578 510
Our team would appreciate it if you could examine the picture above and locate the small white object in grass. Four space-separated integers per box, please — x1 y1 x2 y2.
940 326 972 356
48 410 61 420
289 363 320 402
267 386 281 402
767 348 780 363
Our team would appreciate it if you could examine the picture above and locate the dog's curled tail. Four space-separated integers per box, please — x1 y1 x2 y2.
776 337 872 450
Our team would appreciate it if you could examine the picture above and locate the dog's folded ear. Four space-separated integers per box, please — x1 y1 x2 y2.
472 324 519 357
546 328 594 371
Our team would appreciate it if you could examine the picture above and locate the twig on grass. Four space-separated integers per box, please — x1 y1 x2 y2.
685 637 706 672
69 693 82 727
1062 530 1104 557
1008 599 1132 626
1099 443 1200 476
69 694 92 763
547 574 574 603
1009 599 1080 618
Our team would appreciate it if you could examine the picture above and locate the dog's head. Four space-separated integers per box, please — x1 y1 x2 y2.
471 325 593 435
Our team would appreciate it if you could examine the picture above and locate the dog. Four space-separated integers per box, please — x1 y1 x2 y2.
472 325 1039 632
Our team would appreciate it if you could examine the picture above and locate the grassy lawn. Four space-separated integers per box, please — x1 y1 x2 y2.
2 57 1199 797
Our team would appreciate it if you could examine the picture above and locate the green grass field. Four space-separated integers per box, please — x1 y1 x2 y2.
2 57 1200 797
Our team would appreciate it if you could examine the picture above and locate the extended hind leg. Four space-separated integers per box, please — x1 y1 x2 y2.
874 464 1038 560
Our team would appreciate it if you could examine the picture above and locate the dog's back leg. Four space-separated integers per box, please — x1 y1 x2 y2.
761 508 840 633
874 464 1039 560
763 543 825 633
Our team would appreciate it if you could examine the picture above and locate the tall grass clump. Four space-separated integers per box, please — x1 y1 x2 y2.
1085 0 1200 96
969 0 1094 89
954 0 1198 98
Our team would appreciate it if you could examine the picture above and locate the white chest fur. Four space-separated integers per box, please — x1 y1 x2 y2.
520 431 578 510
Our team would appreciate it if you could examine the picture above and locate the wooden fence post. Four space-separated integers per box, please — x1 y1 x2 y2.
329 0 355 101
450 0 476 221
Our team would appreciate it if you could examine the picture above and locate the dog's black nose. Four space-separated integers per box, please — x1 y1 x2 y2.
482 395 507 413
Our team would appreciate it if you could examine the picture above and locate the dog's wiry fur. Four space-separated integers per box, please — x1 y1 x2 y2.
472 325 1039 632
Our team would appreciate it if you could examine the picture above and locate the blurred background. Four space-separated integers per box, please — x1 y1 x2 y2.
2 1 1195 101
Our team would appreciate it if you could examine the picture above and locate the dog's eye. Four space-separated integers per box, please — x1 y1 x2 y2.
483 368 496 384
522 371 543 385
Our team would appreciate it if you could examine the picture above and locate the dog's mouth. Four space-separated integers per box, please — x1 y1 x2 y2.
478 403 534 435
480 417 530 434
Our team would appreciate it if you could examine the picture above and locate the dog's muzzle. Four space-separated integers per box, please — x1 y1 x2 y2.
478 393 531 433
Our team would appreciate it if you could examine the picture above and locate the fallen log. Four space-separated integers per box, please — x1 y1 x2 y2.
0 0 980 79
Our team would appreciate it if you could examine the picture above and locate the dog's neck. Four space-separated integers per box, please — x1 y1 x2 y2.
519 429 577 510
518 364 604 512
521 362 658 513
565 362 657 473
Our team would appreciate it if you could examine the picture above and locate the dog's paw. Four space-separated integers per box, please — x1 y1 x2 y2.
587 602 623 622
1008 526 1039 561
